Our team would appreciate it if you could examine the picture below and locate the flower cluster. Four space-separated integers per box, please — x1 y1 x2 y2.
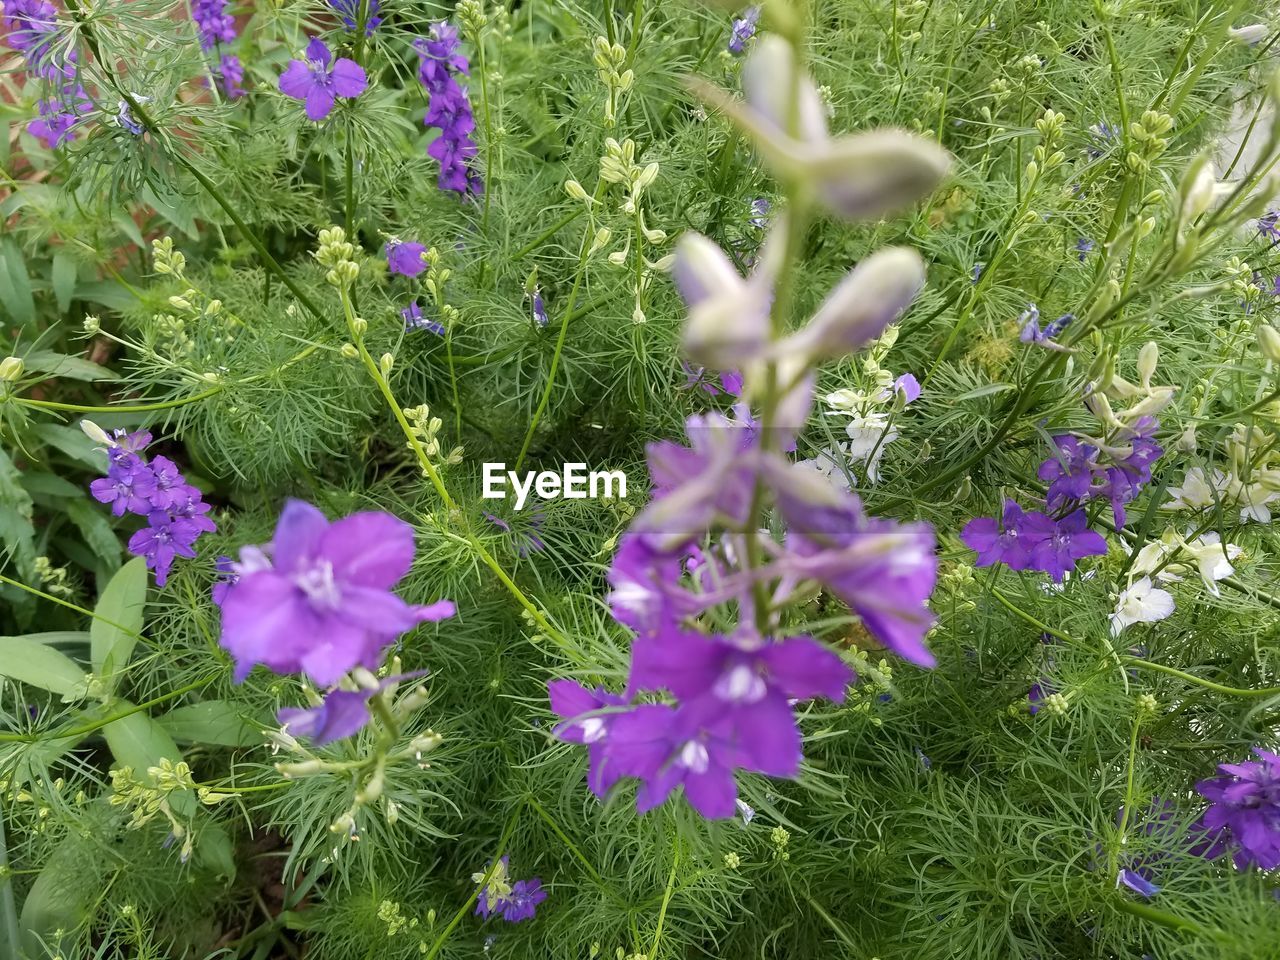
84 424 215 586
550 109 945 815
4 0 93 148
279 37 366 122
191 0 245 99
414 21 483 196
728 6 760 55
473 857 547 923
329 0 381 35
963 343 1172 583
1194 748 1280 870
1166 423 1280 523
1017 302 1073 349
216 500 454 741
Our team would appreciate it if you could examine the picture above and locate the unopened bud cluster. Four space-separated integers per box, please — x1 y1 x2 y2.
592 36 634 127
404 403 464 468
315 226 360 287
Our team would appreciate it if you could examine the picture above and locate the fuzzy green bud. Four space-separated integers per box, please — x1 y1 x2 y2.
83 315 101 334
340 343 360 360
0 356 23 383
352 316 368 336
379 352 395 375
564 179 591 203
1258 324 1280 363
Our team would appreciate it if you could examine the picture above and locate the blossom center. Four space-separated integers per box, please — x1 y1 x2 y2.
713 663 767 704
678 740 710 773
295 559 341 609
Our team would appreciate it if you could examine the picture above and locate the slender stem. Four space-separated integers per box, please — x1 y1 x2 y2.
648 842 680 958
336 287 571 651
512 208 583 259
512 217 594 473
0 573 143 639
13 386 222 414
989 587 1071 642
1126 658 1280 698
1112 897 1207 935
420 809 520 960
0 799 20 960
0 676 217 744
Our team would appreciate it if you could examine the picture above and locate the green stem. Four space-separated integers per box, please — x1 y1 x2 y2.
0 676 217 744
989 587 1072 642
13 386 222 414
0 573 143 640
1127 658 1280 698
512 208 583 259
420 809 520 960
1112 897 1207 935
0 799 20 960
512 219 594 473
648 842 680 958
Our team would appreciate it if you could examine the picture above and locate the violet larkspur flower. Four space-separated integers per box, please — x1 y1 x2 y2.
402 299 445 335
87 426 214 585
1257 210 1280 242
279 37 367 122
3 0 75 79
217 499 455 685
748 197 770 229
474 857 547 923
728 6 760 55
1076 237 1094 261
279 671 424 745
1027 508 1107 583
386 239 427 278
1040 435 1098 508
216 54 245 99
1194 747 1280 870
961 500 1046 572
329 0 381 35
530 287 548 328
414 22 483 196
28 84 91 148
191 0 234 51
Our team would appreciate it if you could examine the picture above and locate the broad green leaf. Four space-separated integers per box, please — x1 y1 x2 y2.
19 471 83 499
0 635 88 697
0 238 34 324
103 707 195 817
10 631 89 648
159 700 263 747
65 499 121 570
50 251 77 314
90 557 146 691
0 447 38 622
194 822 237 882
18 833 98 959
20 348 112 383
72 279 141 312
32 423 107 470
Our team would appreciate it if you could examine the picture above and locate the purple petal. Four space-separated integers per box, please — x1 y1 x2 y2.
330 58 368 98
321 510 416 588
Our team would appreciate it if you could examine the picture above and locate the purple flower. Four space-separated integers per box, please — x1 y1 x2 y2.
1087 120 1117 159
27 84 91 148
893 373 921 404
3 0 75 79
278 687 377 744
385 239 427 278
1257 210 1280 242
279 37 367 121
1039 435 1097 508
211 555 238 606
191 0 235 51
414 22 483 196
216 54 245 99
133 454 190 510
127 513 203 587
484 506 546 558
474 858 547 923
549 680 631 795
329 0 381 35
728 6 760 55
530 287 548 328
961 500 1050 572
748 197 770 228
1117 868 1160 898
90 464 152 516
1194 748 1280 870
1027 509 1107 583
1076 237 1094 261
116 99 144 136
402 299 445 335
217 499 455 685
1018 303 1072 349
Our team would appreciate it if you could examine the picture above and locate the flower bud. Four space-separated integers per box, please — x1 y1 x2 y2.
79 419 111 446
1229 23 1269 45
563 179 590 202
1177 153 1215 221
352 316 368 335
1136 341 1159 389
340 343 360 360
379 352 395 374
589 227 612 255
83 315 101 334
0 356 23 382
1258 324 1280 363
674 232 769 366
787 247 926 362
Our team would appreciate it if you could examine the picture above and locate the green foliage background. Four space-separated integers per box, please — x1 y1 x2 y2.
1 1 1279 958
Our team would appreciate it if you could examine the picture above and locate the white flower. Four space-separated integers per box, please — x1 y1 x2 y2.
843 411 897 481
1109 577 1175 636
1163 467 1229 511
1180 533 1242 597
793 446 853 489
